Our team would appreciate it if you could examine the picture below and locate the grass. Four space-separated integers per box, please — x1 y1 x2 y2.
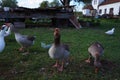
0 22 120 80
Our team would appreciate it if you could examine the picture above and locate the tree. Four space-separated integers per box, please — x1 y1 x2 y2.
0 0 18 8
49 0 61 7
75 0 91 3
59 0 70 6
39 1 50 8
59 0 91 6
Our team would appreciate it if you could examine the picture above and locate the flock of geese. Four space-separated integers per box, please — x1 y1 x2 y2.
0 23 115 73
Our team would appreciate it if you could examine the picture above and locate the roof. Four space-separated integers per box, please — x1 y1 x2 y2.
0 6 75 12
99 0 120 6
82 5 94 10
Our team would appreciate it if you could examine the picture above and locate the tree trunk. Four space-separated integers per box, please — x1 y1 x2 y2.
59 0 70 6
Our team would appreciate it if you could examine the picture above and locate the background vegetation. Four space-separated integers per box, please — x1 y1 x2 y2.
0 0 18 8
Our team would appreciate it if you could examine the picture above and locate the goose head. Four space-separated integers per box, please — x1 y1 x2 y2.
112 28 115 31
54 28 60 37
1 25 8 31
94 61 101 69
0 25 9 36
94 53 102 73
54 28 61 45
5 23 19 33
94 53 102 68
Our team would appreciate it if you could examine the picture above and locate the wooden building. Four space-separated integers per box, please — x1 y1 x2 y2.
0 6 81 29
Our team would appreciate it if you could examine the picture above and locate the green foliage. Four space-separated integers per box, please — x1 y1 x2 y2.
39 1 50 8
100 18 120 24
39 0 61 8
50 0 61 7
0 0 18 8
0 21 4 26
25 19 33 24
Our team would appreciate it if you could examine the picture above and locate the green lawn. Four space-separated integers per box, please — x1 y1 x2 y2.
0 22 120 80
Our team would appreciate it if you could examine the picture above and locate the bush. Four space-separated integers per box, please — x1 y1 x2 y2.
78 18 100 27
25 19 34 24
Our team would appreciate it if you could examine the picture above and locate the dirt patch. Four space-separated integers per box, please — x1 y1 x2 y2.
100 60 116 72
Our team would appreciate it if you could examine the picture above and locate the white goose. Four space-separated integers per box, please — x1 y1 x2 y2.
48 28 70 71
41 42 51 49
4 26 11 37
105 28 115 35
6 23 36 53
0 25 9 53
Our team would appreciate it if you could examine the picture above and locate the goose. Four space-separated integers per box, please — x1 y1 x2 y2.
105 28 115 35
85 42 104 73
0 23 11 37
48 28 70 71
41 42 51 49
6 23 36 53
0 25 9 53
4 26 11 37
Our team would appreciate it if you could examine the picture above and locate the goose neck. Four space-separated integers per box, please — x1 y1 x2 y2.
54 35 60 45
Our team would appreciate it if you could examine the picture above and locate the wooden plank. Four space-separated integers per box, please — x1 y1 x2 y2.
69 15 82 29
